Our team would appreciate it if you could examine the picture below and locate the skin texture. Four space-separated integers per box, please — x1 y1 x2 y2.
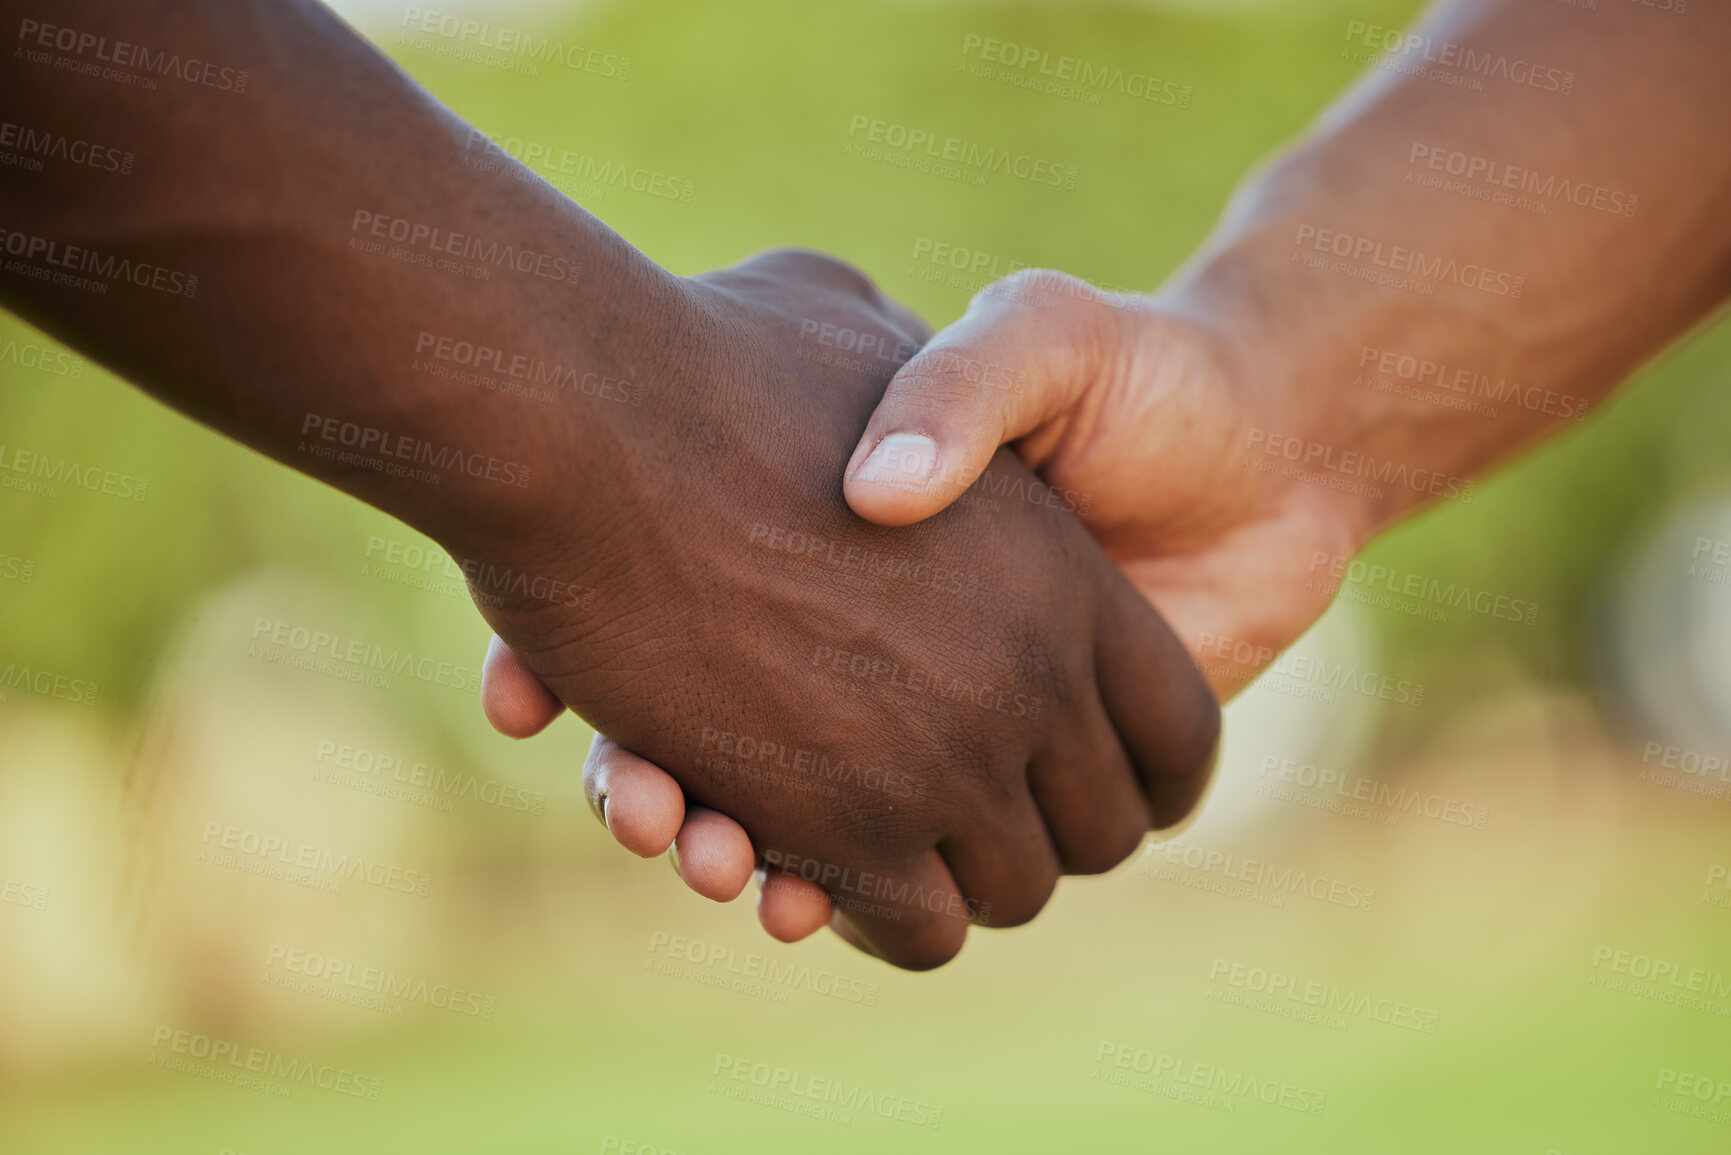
470 247 1221 970
550 0 1731 940
0 0 1221 970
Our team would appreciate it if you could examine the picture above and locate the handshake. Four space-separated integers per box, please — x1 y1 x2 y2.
21 0 1678 974
456 248 1248 970
0 0 1328 975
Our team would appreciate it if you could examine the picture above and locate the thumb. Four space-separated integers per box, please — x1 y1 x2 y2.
844 270 1118 527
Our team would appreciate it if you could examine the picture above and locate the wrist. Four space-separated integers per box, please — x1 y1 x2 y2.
1154 208 1447 551
1120 273 1375 564
402 258 705 569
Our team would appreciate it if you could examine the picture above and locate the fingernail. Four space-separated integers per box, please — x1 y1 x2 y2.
852 433 938 489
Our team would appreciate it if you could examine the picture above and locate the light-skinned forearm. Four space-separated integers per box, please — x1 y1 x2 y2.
1160 0 1731 545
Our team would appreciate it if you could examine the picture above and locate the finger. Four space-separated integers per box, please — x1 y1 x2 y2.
1026 701 1153 876
581 733 685 858
936 794 1061 930
826 907 885 962
481 635 565 738
1092 573 1223 830
844 269 1117 527
756 867 833 942
820 849 972 970
670 808 755 902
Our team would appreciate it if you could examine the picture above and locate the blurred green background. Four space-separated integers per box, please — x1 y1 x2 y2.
4 0 1731 1151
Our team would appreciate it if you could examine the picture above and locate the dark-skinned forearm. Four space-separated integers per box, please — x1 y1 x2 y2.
0 0 687 558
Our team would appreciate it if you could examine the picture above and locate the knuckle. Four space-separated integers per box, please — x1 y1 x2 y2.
881 916 968 971
756 247 880 297
900 934 966 971
980 268 1117 358
1065 818 1148 876
1171 682 1224 779
896 343 1012 402
975 867 1057 929
986 265 1069 296
980 266 1087 312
